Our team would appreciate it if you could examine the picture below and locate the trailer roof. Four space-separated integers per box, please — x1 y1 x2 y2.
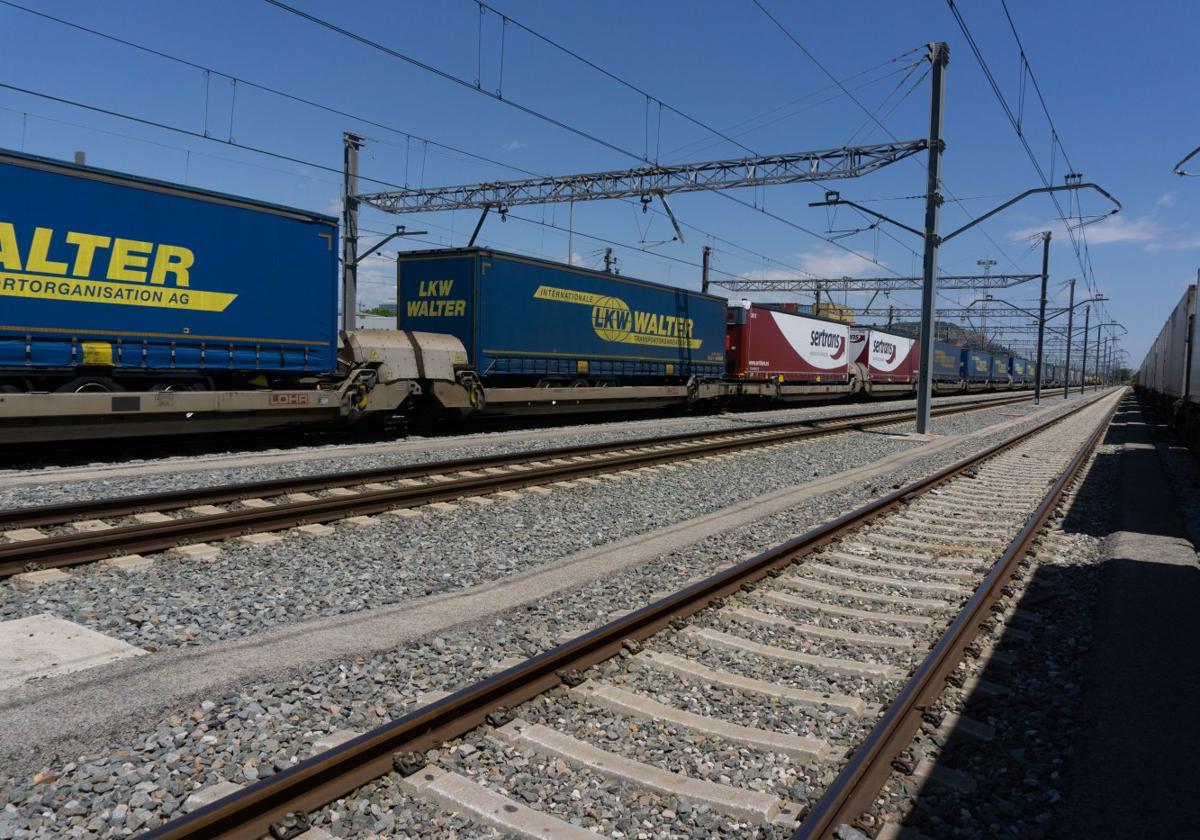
0 148 338 225
394 246 728 303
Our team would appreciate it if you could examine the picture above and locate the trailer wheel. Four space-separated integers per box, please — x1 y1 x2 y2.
569 378 590 388
55 376 125 393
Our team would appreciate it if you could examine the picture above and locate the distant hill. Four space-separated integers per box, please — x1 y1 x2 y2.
877 319 1020 355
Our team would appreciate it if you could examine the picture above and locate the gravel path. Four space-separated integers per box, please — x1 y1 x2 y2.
0 392 1113 839
0 390 1031 509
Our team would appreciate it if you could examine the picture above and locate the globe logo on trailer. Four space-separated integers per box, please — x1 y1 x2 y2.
590 295 632 343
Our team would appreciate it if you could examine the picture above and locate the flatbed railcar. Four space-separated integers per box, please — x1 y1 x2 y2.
0 149 470 441
1 149 1039 443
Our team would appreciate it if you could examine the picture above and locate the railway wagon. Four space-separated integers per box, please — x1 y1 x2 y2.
1010 356 1030 384
395 248 727 387
1139 285 1195 398
725 303 850 383
931 341 962 382
1137 284 1200 450
849 327 918 390
928 340 962 393
0 149 338 392
961 349 991 390
990 353 1013 388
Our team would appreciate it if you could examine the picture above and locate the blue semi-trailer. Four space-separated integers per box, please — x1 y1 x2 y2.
395 248 727 385
0 149 339 391
931 341 962 382
990 352 1012 384
962 349 991 383
1010 356 1030 383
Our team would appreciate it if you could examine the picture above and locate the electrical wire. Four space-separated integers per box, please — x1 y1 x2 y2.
0 0 541 180
260 0 907 283
263 0 643 163
474 0 757 157
752 0 1025 279
946 0 1108 322
0 0 815 287
0 81 422 192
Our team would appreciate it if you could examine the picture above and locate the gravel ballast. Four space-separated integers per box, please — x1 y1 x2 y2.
0 390 1033 509
859 417 1119 838
0 392 1117 839
0 395 1094 653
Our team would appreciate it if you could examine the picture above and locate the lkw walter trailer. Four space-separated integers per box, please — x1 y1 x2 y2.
0 149 467 441
395 247 730 413
0 148 338 391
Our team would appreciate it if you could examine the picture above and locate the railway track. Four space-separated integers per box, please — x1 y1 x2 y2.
0 393 1035 577
137 390 1119 839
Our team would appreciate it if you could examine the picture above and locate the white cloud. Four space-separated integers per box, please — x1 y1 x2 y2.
1008 215 1159 246
1145 233 1200 252
732 250 885 287
1157 192 1176 207
795 247 886 278
569 251 587 266
502 139 528 151
355 253 397 307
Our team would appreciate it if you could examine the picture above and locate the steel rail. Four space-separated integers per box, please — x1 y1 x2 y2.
791 392 1122 839
0 393 1035 531
139 391 1114 840
0 395 1035 576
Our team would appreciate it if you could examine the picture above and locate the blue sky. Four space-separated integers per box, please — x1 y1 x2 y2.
2 0 1196 369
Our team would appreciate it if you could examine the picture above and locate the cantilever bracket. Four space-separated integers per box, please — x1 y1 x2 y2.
357 225 428 263
654 190 685 244
942 183 1121 243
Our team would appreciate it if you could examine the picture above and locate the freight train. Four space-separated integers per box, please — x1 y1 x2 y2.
0 149 1041 443
1136 284 1200 444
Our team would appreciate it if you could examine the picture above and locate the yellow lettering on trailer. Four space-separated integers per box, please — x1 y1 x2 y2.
533 284 703 350
26 227 68 275
408 276 465 317
0 223 20 271
107 238 153 282
64 232 112 276
0 223 236 312
149 244 194 287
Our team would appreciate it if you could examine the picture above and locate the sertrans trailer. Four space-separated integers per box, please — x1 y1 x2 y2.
849 326 918 393
725 303 851 384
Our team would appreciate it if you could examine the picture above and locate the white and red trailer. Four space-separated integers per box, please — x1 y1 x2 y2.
725 304 851 383
848 327 919 391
